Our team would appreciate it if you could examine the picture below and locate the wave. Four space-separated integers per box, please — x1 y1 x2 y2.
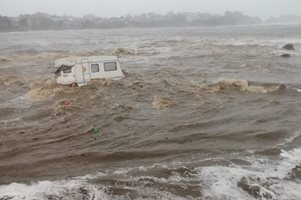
26 78 77 101
0 75 26 86
204 79 286 94
0 148 300 200
152 97 174 110
197 148 301 200
114 48 136 56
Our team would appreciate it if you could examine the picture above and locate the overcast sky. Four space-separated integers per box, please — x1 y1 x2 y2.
0 0 300 19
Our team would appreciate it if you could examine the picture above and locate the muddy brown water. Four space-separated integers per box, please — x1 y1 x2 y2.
0 25 301 199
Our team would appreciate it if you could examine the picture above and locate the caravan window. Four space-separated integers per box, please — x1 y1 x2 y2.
56 65 72 75
91 64 99 72
104 62 117 71
63 68 72 73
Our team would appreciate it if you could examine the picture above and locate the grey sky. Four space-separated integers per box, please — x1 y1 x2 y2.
0 0 300 19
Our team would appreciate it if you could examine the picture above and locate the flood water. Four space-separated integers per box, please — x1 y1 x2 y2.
0 25 301 199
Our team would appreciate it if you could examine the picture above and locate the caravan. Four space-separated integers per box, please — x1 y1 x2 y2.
54 56 125 86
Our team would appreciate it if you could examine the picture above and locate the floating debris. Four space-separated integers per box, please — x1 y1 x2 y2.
282 43 295 51
114 48 135 56
152 97 173 110
280 53 291 58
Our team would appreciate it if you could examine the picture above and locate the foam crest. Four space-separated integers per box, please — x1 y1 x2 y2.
205 79 286 94
0 180 109 200
1 148 301 200
26 78 77 101
198 148 301 200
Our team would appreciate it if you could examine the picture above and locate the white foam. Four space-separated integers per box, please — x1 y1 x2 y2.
280 131 301 146
198 148 301 200
281 148 301 164
1 149 301 199
197 166 254 200
0 180 110 200
0 169 192 200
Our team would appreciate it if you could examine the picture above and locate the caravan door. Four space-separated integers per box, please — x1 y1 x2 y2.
75 59 91 86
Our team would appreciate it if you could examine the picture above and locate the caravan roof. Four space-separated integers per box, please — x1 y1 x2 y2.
55 56 118 68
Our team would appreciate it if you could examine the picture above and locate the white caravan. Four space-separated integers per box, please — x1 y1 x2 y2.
55 56 125 86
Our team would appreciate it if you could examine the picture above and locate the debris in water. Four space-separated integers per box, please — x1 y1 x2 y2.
55 56 124 86
114 48 135 56
237 176 277 199
152 97 173 110
206 79 285 94
282 43 295 51
288 165 301 180
0 57 11 62
89 127 102 139
280 53 291 58
91 127 102 135
53 99 74 116
63 100 72 107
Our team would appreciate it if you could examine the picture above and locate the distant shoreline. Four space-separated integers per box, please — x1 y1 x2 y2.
0 11 262 32
1 11 300 33
1 23 301 34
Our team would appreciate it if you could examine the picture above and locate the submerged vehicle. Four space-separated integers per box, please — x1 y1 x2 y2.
54 56 125 86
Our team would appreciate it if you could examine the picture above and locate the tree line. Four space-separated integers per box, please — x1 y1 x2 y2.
0 11 265 32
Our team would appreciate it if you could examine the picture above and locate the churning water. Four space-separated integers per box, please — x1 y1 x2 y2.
0 24 301 199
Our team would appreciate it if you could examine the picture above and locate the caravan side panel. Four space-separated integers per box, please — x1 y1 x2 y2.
75 62 92 86
89 61 124 80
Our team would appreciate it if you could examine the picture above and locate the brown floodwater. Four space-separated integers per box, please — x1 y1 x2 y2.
0 25 301 199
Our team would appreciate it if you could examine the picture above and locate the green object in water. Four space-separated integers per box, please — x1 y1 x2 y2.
91 127 101 135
